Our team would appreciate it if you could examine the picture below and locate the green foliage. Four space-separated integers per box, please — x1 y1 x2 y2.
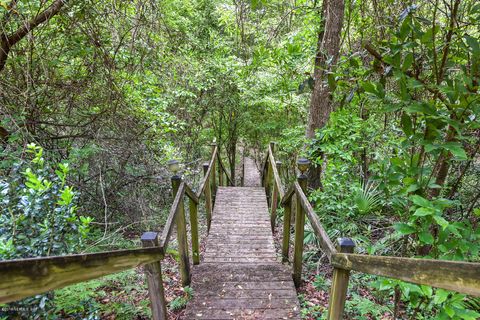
0 144 91 318
344 293 391 319
169 286 194 311
0 144 91 259
53 269 150 320
354 181 381 214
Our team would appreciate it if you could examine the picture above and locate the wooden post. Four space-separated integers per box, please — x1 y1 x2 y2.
271 160 282 232
141 232 167 320
218 156 224 187
171 175 191 286
264 142 273 206
241 160 245 187
271 183 278 232
328 238 356 320
211 143 217 196
189 197 200 265
292 171 307 288
203 162 213 232
281 199 292 262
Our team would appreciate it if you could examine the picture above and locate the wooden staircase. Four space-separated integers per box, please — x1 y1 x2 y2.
183 159 300 319
1 143 478 320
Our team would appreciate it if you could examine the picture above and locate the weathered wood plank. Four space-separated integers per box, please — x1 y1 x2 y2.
294 181 336 258
141 232 168 320
0 247 163 304
184 307 300 319
183 183 300 319
281 185 295 206
268 145 285 200
332 253 480 297
196 145 217 198
159 181 185 249
185 183 199 204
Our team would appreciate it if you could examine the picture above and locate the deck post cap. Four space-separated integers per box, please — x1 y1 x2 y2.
141 232 159 246
336 238 355 253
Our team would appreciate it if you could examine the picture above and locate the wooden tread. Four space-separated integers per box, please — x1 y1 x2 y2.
183 160 300 319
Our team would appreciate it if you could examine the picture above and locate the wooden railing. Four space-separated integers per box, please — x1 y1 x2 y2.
262 142 480 320
0 142 230 320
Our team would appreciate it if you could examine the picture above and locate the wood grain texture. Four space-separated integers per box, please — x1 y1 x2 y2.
141 233 168 320
332 253 480 297
196 146 217 198
281 185 295 206
183 180 300 319
268 145 285 199
159 181 185 249
294 181 336 258
0 247 163 304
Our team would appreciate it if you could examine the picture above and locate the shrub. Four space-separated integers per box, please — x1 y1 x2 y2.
0 143 92 318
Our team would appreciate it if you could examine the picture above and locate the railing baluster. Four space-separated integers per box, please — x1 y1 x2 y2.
266 142 274 206
211 143 217 197
292 170 307 288
281 198 292 262
141 232 168 320
328 238 355 320
189 197 200 265
271 160 282 232
171 175 191 286
203 162 213 232
271 181 278 232
218 156 223 187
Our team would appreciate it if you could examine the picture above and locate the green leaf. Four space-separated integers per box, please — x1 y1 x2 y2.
433 215 449 230
399 19 411 41
402 53 414 71
465 35 480 55
420 285 433 297
443 142 467 160
394 223 415 235
327 73 337 91
433 289 450 304
401 112 413 136
405 102 436 115
362 82 377 95
418 231 434 244
410 195 432 208
414 207 434 217
444 305 455 317
454 308 480 320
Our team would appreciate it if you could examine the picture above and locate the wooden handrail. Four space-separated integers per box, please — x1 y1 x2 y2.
0 247 164 304
196 145 217 198
185 183 199 204
217 152 232 186
160 181 186 249
261 151 269 185
294 181 336 259
268 145 285 199
281 184 295 206
262 144 480 318
332 253 480 297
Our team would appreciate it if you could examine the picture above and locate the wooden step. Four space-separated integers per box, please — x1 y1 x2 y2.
182 158 300 319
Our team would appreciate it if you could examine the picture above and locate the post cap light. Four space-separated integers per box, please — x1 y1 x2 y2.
167 159 180 174
296 158 310 174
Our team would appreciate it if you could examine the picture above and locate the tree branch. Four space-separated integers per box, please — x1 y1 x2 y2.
0 0 67 72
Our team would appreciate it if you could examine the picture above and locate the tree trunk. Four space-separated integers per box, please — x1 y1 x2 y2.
306 0 345 189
